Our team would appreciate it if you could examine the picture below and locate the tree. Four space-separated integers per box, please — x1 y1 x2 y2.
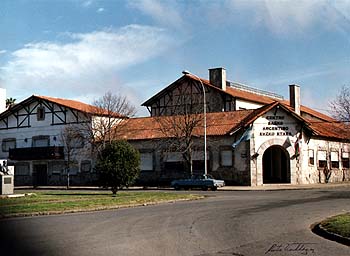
60 126 86 188
6 98 16 109
330 85 350 123
95 140 140 194
90 91 136 154
329 85 350 181
155 80 205 178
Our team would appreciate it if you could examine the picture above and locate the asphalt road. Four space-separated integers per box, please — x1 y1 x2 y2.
1 187 349 256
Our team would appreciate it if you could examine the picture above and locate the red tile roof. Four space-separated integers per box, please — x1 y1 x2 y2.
117 110 255 140
306 119 350 140
118 101 349 142
0 95 125 119
35 95 124 118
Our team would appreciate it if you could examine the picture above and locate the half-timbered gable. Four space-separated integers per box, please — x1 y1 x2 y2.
0 95 95 131
142 68 334 125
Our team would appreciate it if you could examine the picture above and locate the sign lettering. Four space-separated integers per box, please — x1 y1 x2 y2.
260 116 292 136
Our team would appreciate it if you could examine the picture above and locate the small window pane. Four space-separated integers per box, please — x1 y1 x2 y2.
37 106 45 121
318 150 327 168
140 153 153 171
52 162 64 174
318 150 327 161
331 151 339 168
33 136 49 147
308 149 314 165
164 152 182 162
2 138 16 152
15 162 30 176
81 161 91 173
342 151 349 169
331 151 339 161
221 150 232 166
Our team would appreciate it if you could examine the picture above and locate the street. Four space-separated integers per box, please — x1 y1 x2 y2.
1 187 349 256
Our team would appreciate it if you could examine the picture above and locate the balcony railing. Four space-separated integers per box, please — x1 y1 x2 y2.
9 146 64 161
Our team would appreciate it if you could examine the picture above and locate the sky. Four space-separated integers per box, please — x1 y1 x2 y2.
0 0 349 116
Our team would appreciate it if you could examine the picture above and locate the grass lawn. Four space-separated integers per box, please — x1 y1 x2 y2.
0 190 202 218
321 213 350 238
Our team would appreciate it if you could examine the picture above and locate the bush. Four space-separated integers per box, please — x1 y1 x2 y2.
95 140 140 194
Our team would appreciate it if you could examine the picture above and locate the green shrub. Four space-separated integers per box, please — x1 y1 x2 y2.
95 140 140 194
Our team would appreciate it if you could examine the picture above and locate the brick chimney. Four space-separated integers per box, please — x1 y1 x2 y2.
209 67 226 91
289 84 300 115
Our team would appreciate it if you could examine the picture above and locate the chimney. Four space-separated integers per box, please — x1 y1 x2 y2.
289 84 300 115
209 67 226 91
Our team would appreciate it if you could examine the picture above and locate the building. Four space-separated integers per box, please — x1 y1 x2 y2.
1 67 349 187
118 68 350 186
0 94 123 186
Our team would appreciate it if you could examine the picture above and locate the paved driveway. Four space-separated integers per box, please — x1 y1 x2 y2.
1 187 349 256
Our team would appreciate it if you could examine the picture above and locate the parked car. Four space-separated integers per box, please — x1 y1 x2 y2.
171 174 225 191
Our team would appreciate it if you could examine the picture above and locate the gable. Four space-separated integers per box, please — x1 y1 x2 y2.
0 96 91 130
253 107 302 140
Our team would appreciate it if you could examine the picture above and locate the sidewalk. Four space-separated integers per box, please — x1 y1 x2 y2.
219 182 350 191
14 182 350 192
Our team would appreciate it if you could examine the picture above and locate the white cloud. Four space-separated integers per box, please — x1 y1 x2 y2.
0 25 175 105
128 0 185 30
0 50 6 54
223 0 350 36
129 0 350 37
97 7 105 13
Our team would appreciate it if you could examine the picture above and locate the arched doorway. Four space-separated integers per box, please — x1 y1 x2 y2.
263 145 290 184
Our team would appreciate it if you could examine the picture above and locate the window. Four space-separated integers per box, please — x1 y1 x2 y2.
342 151 349 169
140 152 153 171
220 150 233 167
81 160 91 173
15 162 30 176
32 136 50 147
37 106 45 121
318 150 327 168
308 149 314 165
2 138 16 152
69 136 84 148
331 151 339 168
51 161 65 174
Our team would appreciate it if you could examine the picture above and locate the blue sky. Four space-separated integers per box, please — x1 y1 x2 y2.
0 0 349 116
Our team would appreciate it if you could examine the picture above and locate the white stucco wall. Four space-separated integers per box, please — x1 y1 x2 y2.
248 106 350 185
236 99 263 110
301 138 350 183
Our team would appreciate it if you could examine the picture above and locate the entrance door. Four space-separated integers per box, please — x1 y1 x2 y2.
33 164 48 186
263 145 290 184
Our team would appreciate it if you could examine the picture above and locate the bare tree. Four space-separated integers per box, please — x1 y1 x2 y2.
155 82 205 177
330 85 350 123
329 85 350 181
89 91 136 153
60 126 84 188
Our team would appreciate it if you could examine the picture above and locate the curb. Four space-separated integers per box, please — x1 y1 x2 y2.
311 222 350 246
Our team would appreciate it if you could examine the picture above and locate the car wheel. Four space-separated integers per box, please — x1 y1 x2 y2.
211 187 217 191
174 184 181 190
202 186 208 191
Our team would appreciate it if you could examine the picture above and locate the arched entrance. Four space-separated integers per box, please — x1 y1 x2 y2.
263 145 290 184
